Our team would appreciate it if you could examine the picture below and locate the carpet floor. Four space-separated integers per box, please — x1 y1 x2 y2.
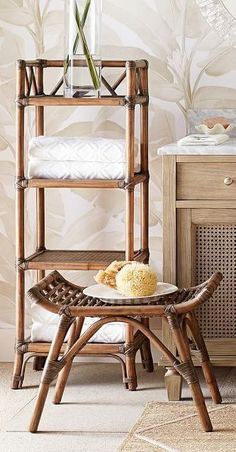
0 363 235 452
120 402 236 451
120 368 236 451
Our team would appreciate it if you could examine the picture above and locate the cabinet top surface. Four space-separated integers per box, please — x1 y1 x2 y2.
158 141 236 156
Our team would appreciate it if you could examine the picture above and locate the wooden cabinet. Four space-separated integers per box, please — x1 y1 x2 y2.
177 162 236 199
161 155 236 401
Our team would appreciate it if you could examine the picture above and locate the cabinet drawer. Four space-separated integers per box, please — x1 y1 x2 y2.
177 163 236 200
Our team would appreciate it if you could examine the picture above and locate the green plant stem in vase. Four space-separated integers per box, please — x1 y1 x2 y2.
64 0 102 98
64 0 91 75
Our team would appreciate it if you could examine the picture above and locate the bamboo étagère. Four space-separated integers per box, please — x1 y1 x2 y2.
13 59 151 391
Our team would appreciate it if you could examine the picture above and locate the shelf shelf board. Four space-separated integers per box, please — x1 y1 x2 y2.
24 249 147 271
27 95 126 107
27 341 123 354
22 95 148 107
27 173 148 189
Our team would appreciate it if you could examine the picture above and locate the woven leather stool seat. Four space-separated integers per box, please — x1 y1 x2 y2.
27 271 223 434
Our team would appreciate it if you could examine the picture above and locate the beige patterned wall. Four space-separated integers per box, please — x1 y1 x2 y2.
1 0 236 333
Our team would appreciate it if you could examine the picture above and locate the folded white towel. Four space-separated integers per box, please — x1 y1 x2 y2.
31 316 125 343
178 134 229 146
29 136 138 163
28 160 140 180
30 292 125 343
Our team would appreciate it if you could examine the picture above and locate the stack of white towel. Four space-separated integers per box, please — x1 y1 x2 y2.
28 136 139 180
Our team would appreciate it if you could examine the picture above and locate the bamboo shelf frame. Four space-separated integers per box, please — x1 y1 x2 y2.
21 95 148 107
13 59 152 390
21 249 148 271
25 172 148 189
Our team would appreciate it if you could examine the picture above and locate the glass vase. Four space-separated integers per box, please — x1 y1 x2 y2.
64 0 102 98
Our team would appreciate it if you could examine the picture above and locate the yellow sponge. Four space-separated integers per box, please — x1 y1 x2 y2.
116 262 157 297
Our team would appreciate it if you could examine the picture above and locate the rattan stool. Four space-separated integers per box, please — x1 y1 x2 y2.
27 271 223 433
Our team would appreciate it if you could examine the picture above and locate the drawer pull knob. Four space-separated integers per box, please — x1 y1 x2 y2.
224 177 233 186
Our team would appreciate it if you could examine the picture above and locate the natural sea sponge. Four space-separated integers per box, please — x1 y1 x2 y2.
116 262 157 297
95 260 157 297
94 260 130 289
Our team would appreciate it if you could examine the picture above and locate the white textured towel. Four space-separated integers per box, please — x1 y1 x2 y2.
29 136 137 162
30 307 125 343
28 136 139 180
28 160 139 180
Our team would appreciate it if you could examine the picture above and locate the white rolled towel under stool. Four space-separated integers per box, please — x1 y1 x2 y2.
30 306 125 343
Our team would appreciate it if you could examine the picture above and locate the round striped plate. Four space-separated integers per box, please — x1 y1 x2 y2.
83 282 178 305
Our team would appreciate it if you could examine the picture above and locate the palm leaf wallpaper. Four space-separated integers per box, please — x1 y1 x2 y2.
0 0 236 331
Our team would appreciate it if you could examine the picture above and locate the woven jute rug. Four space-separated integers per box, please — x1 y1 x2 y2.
119 369 236 452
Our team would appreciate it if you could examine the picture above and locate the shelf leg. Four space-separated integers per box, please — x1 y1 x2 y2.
35 61 45 267
139 64 153 369
12 267 25 388
13 65 26 389
13 173 25 389
124 62 137 390
140 64 149 262
33 189 46 372
34 63 46 371
125 325 137 391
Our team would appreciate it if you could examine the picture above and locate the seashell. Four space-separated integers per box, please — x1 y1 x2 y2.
195 123 235 135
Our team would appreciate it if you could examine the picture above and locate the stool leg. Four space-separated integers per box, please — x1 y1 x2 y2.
166 311 213 432
140 319 154 372
125 325 137 391
29 315 73 433
186 313 222 404
53 318 85 404
162 318 182 401
29 383 51 433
